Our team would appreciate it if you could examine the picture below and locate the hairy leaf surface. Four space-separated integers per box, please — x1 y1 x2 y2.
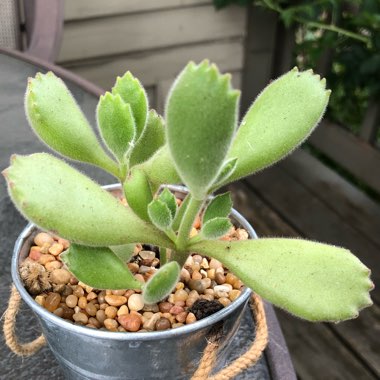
62 244 141 289
129 110 165 167
143 261 180 304
227 68 330 183
112 72 148 139
124 168 153 222
97 92 135 162
3 154 172 248
191 238 373 321
25 72 118 176
166 61 239 199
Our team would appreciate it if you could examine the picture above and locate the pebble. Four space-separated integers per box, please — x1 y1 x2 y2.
78 296 87 309
29 247 41 261
128 294 144 311
169 305 184 315
96 310 106 324
34 233 54 247
117 305 129 316
39 254 55 266
105 306 118 319
105 295 127 307
143 313 161 330
45 293 61 312
186 312 197 324
49 243 64 256
66 294 78 308
73 312 88 324
85 303 97 317
118 314 141 332
174 289 188 302
50 269 71 284
158 302 173 313
104 318 119 331
155 317 171 331
45 261 62 271
215 272 226 285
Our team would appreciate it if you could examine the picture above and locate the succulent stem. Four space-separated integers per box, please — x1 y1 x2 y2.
175 196 203 252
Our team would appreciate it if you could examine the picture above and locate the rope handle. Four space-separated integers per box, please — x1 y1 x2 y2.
4 286 268 380
3 285 46 356
191 293 268 380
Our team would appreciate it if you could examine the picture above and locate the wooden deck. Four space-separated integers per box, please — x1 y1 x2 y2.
229 148 380 380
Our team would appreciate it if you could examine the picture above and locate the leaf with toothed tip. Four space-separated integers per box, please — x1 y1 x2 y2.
203 192 232 224
226 68 331 184
3 153 173 248
158 188 177 219
148 199 173 231
61 244 141 290
129 110 165 167
166 60 240 200
201 217 232 240
25 72 119 177
143 261 180 304
97 92 135 163
191 238 373 322
112 71 148 140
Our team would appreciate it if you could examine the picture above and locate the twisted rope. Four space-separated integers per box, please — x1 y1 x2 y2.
191 293 268 380
3 285 46 356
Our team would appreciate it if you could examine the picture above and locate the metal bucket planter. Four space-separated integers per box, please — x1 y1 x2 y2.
11 185 256 380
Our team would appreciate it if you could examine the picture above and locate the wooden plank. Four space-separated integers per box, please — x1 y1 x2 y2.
244 165 380 304
229 181 380 378
277 309 377 380
279 149 380 249
334 305 380 377
65 39 244 89
58 5 246 62
64 0 211 21
241 6 278 112
359 101 380 143
309 120 380 193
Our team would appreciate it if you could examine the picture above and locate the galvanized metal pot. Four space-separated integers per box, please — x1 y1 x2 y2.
11 185 257 380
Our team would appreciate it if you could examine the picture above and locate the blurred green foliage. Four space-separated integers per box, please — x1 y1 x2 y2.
214 0 380 136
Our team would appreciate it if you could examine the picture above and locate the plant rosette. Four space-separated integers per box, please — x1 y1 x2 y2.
3 61 373 379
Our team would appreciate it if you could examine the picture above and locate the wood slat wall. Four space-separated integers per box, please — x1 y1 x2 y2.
60 1 247 107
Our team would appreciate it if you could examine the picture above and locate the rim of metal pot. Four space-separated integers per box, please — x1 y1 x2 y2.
12 184 256 341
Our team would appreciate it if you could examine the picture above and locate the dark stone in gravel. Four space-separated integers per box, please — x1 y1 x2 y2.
189 299 224 320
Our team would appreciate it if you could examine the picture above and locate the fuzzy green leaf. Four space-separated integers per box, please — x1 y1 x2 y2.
172 193 190 232
213 158 238 188
97 92 135 162
201 217 232 240
129 110 165 167
159 188 177 219
140 145 181 188
25 72 118 177
203 192 232 224
227 68 330 183
61 244 141 290
191 238 373 322
148 199 173 231
166 61 240 199
112 72 148 139
143 261 180 304
3 153 172 248
110 244 135 263
123 168 153 222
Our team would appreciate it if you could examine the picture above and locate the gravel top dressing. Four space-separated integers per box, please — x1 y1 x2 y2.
20 206 248 333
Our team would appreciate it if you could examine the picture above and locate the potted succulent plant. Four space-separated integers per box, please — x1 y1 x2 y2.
2 61 373 379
